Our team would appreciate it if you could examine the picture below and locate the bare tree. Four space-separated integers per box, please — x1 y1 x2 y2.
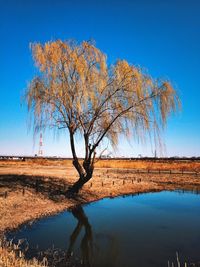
26 40 180 193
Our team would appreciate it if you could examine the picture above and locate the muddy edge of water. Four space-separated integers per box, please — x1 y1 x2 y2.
1 163 200 235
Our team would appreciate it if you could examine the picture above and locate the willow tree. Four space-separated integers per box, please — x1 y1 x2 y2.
26 40 180 193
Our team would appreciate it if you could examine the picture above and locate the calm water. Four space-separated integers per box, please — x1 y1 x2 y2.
7 190 200 267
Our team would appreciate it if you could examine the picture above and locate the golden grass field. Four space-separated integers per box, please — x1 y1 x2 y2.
9 158 200 171
0 158 200 266
95 158 200 171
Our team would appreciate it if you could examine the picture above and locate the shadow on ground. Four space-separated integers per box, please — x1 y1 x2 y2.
0 174 96 203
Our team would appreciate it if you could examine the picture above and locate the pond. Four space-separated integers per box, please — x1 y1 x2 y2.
6 190 200 267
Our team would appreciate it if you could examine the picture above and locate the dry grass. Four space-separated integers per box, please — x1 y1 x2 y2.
0 188 73 233
95 159 200 171
1 158 200 171
0 159 200 266
0 238 47 267
0 176 160 234
0 159 200 234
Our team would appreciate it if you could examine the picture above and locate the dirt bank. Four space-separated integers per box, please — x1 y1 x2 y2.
0 161 200 235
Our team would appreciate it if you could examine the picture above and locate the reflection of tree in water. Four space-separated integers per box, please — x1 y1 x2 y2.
33 205 93 267
67 205 93 267
67 206 119 267
19 205 118 267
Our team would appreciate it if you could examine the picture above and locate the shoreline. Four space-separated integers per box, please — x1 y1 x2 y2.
1 161 200 236
1 183 163 235
2 185 199 267
1 182 199 236
4 187 163 237
1 161 200 267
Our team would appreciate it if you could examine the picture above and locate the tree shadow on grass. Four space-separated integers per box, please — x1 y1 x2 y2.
0 174 96 203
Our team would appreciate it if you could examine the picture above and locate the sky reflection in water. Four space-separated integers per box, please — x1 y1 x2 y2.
7 190 200 267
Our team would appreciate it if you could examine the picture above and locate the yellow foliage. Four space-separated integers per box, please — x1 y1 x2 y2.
26 39 180 155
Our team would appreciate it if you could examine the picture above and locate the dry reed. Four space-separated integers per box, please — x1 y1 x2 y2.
0 237 48 267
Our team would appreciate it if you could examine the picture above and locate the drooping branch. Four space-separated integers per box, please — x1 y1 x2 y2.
26 39 180 192
91 91 160 151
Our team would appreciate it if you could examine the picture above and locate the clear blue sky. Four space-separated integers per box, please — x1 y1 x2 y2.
0 0 200 157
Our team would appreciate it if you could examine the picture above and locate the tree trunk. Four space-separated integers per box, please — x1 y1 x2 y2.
67 156 94 194
67 171 93 194
67 129 95 195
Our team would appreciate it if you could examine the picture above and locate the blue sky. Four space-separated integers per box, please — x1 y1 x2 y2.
0 0 200 157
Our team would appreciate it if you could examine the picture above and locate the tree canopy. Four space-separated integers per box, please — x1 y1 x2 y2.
26 40 180 192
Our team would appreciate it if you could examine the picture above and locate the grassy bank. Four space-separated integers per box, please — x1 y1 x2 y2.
0 160 200 266
1 160 200 233
1 158 200 171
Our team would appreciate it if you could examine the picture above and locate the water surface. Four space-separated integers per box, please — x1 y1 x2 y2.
7 190 200 267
